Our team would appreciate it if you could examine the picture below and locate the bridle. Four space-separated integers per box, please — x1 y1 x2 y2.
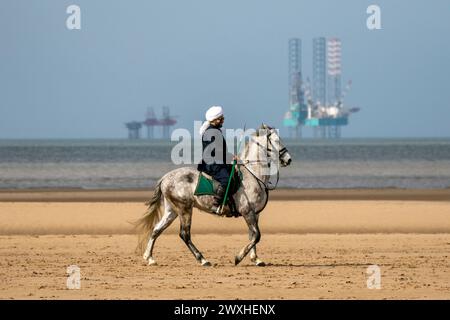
240 129 287 191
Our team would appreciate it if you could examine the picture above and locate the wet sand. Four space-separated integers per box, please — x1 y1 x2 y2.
0 189 449 299
1 188 449 202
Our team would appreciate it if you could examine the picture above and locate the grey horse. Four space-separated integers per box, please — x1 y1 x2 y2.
135 124 292 266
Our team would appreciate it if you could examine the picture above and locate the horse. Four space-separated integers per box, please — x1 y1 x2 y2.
134 124 292 266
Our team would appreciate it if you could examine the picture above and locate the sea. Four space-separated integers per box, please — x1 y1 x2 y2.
0 138 449 190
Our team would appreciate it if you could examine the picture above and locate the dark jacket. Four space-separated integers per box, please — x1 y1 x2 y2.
197 124 232 175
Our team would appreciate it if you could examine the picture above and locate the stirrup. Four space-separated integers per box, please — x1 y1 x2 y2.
210 205 223 216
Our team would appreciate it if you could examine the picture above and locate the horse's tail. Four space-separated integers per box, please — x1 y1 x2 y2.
134 177 164 255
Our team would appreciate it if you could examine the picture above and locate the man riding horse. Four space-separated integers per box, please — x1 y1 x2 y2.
135 107 292 266
197 105 239 216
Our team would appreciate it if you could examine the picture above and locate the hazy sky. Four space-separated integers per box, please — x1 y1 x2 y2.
1 0 449 138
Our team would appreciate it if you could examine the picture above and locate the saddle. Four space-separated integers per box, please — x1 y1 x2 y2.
194 170 242 217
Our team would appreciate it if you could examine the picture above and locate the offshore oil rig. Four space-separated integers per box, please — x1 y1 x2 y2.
125 106 177 140
283 38 360 139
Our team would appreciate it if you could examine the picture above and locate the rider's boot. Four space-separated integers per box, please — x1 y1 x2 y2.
210 185 226 215
227 196 241 218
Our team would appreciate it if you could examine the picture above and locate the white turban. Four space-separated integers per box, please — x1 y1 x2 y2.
205 106 223 121
199 106 224 135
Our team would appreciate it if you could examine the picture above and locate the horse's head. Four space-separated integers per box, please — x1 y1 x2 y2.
258 123 292 167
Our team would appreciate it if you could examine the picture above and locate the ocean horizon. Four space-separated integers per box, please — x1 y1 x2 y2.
1 138 449 190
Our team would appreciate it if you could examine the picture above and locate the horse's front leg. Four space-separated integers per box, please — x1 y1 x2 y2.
249 215 265 266
250 246 265 266
235 212 260 266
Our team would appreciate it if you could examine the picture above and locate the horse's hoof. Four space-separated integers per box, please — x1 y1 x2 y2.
201 259 212 267
251 258 266 266
255 260 266 267
234 256 241 266
147 258 157 266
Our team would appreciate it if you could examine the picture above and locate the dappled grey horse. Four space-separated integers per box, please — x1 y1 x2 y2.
135 124 292 266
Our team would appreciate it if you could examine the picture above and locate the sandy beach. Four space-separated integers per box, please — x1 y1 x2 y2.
0 188 449 299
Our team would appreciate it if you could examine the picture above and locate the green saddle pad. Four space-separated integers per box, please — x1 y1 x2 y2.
194 171 242 196
194 174 217 196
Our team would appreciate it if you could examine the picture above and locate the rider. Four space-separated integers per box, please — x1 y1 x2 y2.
198 106 237 215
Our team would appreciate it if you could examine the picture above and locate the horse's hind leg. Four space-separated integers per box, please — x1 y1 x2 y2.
143 198 177 265
179 210 211 267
